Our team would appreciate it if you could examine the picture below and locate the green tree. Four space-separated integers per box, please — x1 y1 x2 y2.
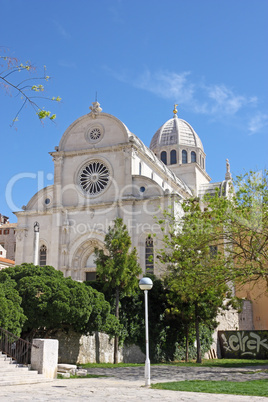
88 275 207 363
204 169 268 285
0 274 26 336
158 199 239 363
94 218 142 363
0 51 61 126
0 264 120 339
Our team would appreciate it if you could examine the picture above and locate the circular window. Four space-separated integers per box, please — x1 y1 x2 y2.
79 161 110 195
44 198 51 205
86 125 104 144
89 127 101 141
140 186 146 193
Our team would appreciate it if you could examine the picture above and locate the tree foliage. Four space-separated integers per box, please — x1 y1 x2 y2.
158 198 240 363
204 169 268 285
89 275 213 362
0 264 120 339
0 50 61 126
0 274 26 336
94 218 142 363
157 169 268 362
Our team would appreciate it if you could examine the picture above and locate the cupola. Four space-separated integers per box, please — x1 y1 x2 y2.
150 106 210 194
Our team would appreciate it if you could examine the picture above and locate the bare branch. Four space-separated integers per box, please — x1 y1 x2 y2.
0 53 61 127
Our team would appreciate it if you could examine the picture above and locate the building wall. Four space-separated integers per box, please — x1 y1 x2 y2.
0 222 17 261
15 112 188 280
236 279 268 330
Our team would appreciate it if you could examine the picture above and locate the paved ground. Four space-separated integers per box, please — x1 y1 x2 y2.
1 365 268 401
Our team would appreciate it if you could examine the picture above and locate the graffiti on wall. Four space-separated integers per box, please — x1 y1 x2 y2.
219 330 268 359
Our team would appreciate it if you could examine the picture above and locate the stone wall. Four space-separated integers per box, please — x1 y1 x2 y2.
52 330 145 364
209 300 254 358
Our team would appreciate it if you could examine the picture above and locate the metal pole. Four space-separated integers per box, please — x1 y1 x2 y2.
33 223 40 265
33 230 39 265
144 289 150 386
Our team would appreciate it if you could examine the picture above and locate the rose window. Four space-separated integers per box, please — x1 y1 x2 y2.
79 161 110 195
89 127 102 141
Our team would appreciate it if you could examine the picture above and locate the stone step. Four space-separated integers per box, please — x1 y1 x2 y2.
0 350 53 386
0 377 53 386
0 370 39 376
0 367 30 373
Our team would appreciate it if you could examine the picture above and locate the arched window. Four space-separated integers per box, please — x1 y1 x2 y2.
170 150 177 165
85 253 97 281
191 151 196 163
145 237 154 274
39 245 47 266
182 150 188 164
160 151 167 165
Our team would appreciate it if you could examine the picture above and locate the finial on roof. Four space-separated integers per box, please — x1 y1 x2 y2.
173 104 178 116
89 101 102 118
225 158 232 180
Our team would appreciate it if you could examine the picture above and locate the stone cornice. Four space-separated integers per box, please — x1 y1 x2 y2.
49 143 132 159
13 193 179 218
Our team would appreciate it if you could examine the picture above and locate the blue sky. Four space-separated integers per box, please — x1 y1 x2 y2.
1 0 267 222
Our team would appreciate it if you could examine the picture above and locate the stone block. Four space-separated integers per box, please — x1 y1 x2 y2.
31 339 59 379
58 372 70 378
57 363 77 371
76 369 88 377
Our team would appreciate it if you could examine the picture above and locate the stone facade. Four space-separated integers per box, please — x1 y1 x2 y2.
14 102 228 280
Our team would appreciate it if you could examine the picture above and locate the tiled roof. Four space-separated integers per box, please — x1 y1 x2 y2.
0 256 15 265
0 223 17 228
150 116 204 151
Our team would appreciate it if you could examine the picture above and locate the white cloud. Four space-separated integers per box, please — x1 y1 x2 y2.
203 84 257 115
134 70 195 104
248 112 268 135
52 20 70 38
105 67 265 132
134 70 257 116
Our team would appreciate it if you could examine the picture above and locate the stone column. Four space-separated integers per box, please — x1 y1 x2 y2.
53 155 63 207
31 339 59 379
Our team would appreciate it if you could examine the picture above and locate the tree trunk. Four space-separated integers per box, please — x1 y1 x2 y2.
185 325 189 362
113 286 120 364
195 303 202 363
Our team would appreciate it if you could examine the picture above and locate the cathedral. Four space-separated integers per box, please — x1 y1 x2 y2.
14 101 232 281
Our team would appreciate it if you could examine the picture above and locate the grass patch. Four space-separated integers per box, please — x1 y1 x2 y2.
151 379 268 397
154 359 268 368
80 362 143 369
244 369 268 374
80 359 268 369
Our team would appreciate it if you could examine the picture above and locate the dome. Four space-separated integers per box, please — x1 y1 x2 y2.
150 115 203 151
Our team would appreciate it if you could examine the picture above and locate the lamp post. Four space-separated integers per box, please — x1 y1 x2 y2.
33 222 40 265
139 277 153 386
